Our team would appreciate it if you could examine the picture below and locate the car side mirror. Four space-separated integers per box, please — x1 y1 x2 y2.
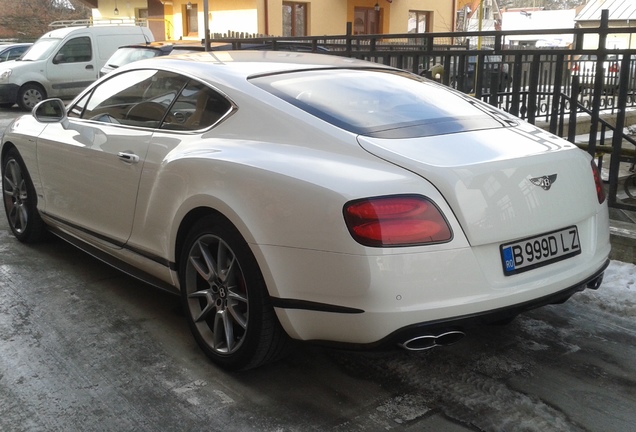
33 98 70 129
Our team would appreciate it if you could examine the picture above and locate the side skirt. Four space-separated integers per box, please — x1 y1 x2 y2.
47 224 180 296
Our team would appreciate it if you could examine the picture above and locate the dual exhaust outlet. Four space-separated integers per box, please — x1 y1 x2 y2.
399 330 465 351
397 272 605 352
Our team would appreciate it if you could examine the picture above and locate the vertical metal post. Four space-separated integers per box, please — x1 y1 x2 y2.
346 22 352 57
203 0 210 51
608 54 632 207
510 53 522 117
549 54 564 135
528 54 540 124
568 75 580 143
588 9 609 156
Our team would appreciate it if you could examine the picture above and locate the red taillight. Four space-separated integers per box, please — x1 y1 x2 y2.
591 160 606 204
343 195 452 247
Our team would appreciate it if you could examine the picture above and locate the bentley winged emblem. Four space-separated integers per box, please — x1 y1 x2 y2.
529 174 557 190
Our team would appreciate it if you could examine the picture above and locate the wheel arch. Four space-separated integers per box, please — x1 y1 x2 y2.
19 81 47 95
174 206 221 276
1 141 17 164
172 204 282 299
173 206 258 273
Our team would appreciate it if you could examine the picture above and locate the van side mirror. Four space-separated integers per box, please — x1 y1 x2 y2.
33 99 69 129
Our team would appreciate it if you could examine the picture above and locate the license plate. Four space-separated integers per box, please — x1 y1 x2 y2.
500 226 581 276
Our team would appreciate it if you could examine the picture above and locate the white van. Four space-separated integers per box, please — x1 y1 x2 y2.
0 25 154 110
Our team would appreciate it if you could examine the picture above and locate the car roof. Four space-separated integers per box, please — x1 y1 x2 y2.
116 43 174 54
122 50 393 83
116 42 207 53
0 43 32 49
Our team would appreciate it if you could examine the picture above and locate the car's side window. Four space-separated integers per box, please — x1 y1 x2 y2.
161 80 232 131
73 69 188 128
0 47 26 62
12 47 28 60
53 37 92 64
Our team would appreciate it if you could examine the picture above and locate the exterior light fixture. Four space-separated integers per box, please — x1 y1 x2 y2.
114 0 119 15
187 1 192 10
374 3 380 11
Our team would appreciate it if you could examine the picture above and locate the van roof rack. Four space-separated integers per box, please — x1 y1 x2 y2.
48 18 147 28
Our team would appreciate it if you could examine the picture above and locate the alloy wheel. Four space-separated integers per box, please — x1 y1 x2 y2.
3 158 28 234
184 234 249 356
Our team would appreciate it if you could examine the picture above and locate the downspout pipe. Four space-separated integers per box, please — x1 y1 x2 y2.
264 0 269 35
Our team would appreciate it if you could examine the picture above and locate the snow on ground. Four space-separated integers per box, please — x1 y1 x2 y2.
583 260 636 316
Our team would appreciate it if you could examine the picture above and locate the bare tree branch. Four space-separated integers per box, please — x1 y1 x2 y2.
0 0 91 39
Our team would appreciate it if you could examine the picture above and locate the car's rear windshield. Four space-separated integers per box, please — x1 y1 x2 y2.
107 47 161 68
250 69 511 138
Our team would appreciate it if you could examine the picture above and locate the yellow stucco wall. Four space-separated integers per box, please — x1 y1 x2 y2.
92 0 147 21
387 0 456 33
344 0 454 35
92 0 455 40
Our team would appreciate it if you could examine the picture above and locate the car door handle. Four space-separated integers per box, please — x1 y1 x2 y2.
86 64 94 70
118 152 140 164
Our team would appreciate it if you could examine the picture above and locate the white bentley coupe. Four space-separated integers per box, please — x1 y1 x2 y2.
1 51 610 370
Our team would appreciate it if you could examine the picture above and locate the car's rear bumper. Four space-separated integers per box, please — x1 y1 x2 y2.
269 255 609 349
353 260 608 350
258 211 611 346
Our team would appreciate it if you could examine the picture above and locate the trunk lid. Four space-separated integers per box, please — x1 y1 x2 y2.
357 122 599 246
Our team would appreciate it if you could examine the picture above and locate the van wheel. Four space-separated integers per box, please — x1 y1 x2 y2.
17 84 46 111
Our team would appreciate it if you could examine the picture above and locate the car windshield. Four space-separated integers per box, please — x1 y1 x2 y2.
20 38 61 61
107 47 162 68
251 69 509 138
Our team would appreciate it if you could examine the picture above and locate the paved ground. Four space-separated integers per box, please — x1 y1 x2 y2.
1 107 635 431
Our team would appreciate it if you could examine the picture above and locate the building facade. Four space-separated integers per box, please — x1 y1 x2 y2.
80 0 456 41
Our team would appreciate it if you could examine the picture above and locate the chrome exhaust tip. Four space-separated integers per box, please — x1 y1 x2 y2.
398 330 465 351
587 273 604 290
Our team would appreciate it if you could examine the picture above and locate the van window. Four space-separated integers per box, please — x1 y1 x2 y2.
53 37 92 64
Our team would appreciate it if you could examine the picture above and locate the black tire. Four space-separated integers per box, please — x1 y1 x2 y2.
17 83 46 111
179 215 289 370
2 148 47 243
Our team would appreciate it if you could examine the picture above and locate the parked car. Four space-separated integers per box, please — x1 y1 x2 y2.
422 50 510 94
236 41 329 53
1 52 610 370
453 52 510 93
0 25 154 110
570 54 621 90
100 42 213 76
0 43 32 63
98 40 315 77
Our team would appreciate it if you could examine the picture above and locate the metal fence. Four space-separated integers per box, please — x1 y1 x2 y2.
211 11 636 211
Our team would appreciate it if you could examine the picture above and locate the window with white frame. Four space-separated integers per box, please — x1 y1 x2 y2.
408 11 431 34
